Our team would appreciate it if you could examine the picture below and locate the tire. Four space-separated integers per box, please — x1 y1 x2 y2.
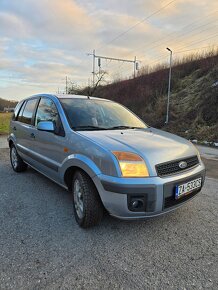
10 144 28 172
72 170 103 228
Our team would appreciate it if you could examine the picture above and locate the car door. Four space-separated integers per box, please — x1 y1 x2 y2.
14 98 39 165
31 97 67 182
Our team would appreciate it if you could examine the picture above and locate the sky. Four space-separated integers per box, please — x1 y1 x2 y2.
0 0 217 101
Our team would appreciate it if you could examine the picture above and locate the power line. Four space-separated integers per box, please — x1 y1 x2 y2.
100 43 213 81
175 45 218 54
174 33 218 52
108 10 218 71
109 10 218 73
145 45 217 64
96 0 177 51
112 23 216 71
86 7 218 85
117 44 217 77
112 21 216 72
126 10 218 57
87 51 139 85
104 12 218 73
136 20 217 60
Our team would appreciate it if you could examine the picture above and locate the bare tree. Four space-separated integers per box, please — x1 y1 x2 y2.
88 70 108 96
68 81 82 95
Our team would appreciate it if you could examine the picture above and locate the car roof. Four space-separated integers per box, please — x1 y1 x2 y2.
24 94 111 102
55 94 110 102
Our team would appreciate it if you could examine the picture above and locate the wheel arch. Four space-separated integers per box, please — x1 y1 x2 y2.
8 135 17 148
63 165 106 210
61 154 102 191
9 139 14 148
64 166 83 191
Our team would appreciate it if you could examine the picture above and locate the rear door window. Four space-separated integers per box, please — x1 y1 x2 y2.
19 99 38 124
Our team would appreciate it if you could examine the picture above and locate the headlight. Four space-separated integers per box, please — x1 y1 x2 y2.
112 151 149 177
193 144 201 160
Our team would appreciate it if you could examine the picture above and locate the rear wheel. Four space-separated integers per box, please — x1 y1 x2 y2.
72 170 103 228
10 144 27 172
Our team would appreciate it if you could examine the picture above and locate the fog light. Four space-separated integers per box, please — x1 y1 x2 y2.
128 196 145 211
132 200 140 208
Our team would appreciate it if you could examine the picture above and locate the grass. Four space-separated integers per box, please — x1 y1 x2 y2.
0 112 12 134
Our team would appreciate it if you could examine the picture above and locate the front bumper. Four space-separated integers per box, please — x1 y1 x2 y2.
93 162 206 219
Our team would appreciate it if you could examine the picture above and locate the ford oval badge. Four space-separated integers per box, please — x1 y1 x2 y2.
178 161 188 169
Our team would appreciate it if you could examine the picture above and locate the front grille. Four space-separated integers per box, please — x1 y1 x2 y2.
156 156 199 177
164 189 200 209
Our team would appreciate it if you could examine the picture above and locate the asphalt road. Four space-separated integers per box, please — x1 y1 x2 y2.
197 145 218 161
0 148 218 289
0 135 8 149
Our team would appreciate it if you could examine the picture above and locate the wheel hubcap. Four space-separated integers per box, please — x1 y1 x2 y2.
73 179 84 219
11 147 18 169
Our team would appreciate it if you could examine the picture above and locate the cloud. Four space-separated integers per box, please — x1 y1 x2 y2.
0 0 99 49
0 12 30 39
0 0 217 100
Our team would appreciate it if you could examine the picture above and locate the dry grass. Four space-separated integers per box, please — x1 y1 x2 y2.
0 112 12 134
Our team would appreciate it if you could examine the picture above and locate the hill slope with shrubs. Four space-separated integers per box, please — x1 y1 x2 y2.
78 52 218 142
0 98 17 112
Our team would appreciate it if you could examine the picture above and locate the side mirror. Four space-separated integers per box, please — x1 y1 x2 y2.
37 121 54 132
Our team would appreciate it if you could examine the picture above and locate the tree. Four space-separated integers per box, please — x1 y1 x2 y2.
68 70 108 97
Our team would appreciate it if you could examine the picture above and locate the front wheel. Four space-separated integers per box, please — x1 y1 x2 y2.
10 144 28 172
72 171 103 228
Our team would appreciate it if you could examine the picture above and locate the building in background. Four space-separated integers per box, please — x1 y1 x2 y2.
3 107 14 112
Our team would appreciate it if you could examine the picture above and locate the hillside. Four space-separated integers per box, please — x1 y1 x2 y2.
0 98 17 112
81 52 218 142
1 53 217 141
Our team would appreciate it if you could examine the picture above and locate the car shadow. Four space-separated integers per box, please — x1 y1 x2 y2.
24 165 194 235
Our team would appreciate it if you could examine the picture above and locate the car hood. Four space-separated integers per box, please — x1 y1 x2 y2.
78 128 198 176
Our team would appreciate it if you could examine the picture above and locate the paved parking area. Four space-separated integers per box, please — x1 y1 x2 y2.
0 135 8 149
197 145 218 161
0 148 218 289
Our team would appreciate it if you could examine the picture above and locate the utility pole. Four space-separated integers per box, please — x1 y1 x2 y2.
134 56 137 78
65 76 68 94
86 50 96 87
92 49 96 87
98 57 101 75
165 47 172 124
87 49 96 88
87 51 139 83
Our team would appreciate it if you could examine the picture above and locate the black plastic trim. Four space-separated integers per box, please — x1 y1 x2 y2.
18 145 59 172
156 155 199 177
101 180 156 195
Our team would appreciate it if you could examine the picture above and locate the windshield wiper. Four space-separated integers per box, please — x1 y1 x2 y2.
73 125 108 131
73 125 146 131
108 125 144 130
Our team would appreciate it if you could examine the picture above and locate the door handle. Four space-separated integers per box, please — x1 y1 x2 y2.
30 133 35 138
13 126 16 131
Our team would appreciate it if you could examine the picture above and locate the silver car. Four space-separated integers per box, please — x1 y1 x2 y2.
8 94 205 228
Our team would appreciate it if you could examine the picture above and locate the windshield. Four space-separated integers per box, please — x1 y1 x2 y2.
60 98 147 131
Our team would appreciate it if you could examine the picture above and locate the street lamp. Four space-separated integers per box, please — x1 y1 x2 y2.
165 47 172 124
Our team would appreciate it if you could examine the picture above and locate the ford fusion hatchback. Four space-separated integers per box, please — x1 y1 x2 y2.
8 94 205 228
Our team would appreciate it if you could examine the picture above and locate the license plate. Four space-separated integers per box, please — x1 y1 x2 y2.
175 177 202 199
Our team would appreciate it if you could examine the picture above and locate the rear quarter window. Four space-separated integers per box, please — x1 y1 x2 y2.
18 98 38 124
12 101 24 121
